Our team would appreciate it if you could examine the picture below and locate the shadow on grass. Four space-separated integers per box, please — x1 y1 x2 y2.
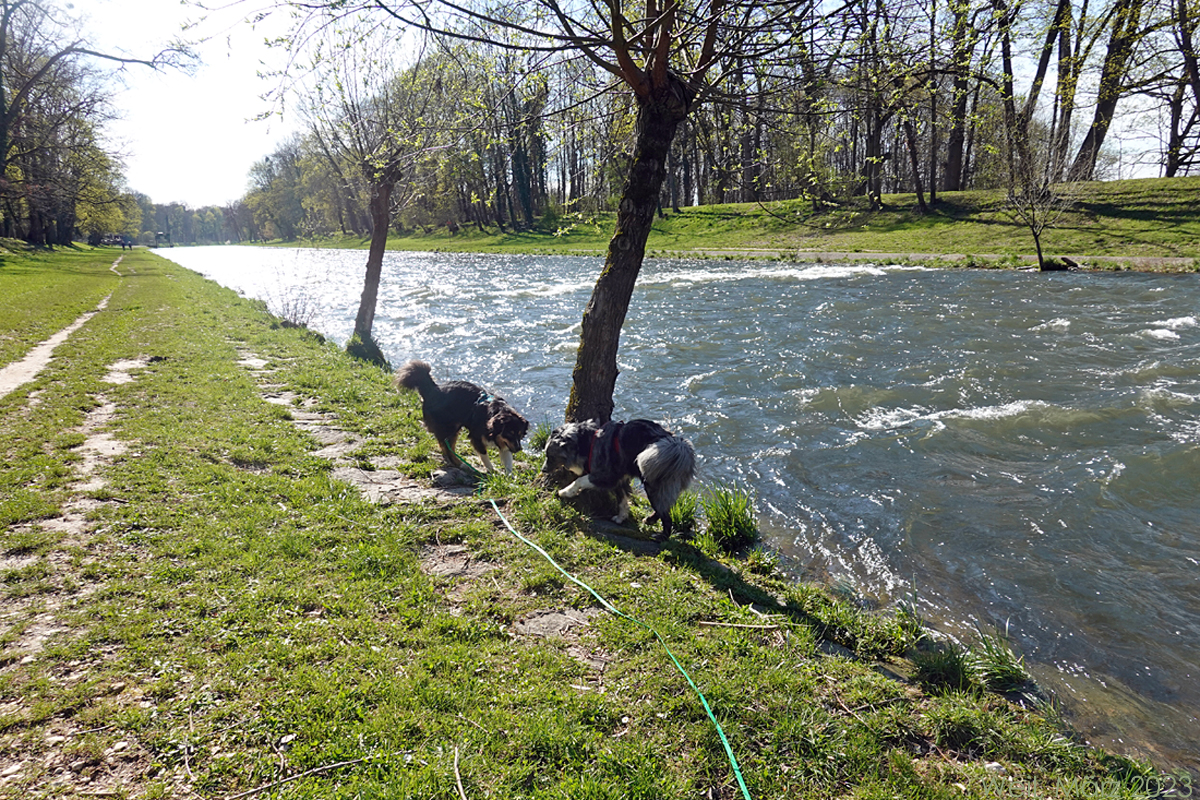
576 514 910 663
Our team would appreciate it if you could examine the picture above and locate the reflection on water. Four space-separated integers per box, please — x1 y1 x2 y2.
159 246 1200 772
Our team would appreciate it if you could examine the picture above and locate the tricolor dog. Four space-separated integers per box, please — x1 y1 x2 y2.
543 418 695 540
395 360 529 474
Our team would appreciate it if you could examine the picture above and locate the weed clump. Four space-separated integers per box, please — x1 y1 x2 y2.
700 482 759 551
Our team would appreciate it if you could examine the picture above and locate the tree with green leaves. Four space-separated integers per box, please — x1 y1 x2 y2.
297 31 458 366
214 0 826 420
1 0 188 243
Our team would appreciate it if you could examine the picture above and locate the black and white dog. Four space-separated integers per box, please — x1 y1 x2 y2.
543 419 695 540
395 360 529 474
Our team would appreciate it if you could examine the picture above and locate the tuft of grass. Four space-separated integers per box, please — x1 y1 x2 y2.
970 621 1033 693
700 482 759 552
528 419 553 453
895 596 931 646
668 488 699 535
913 641 976 693
743 546 779 576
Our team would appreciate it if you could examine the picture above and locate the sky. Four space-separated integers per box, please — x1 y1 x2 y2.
78 0 299 208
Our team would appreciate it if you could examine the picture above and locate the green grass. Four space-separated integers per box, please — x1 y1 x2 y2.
279 176 1200 269
0 247 1182 798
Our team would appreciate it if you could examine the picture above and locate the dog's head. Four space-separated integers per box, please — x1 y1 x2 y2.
542 421 592 476
487 407 529 453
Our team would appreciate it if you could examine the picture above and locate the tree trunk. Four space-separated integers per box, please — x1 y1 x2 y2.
354 181 392 343
903 118 928 212
1022 0 1072 130
994 0 1027 180
944 1 973 191
863 107 885 208
1164 78 1188 177
1049 8 1080 181
565 83 689 423
1181 0 1200 107
1070 0 1144 179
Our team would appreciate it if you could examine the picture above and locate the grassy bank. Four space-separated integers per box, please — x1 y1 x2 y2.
0 247 1179 798
290 176 1200 270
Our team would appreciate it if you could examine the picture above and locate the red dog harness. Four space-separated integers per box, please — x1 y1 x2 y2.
585 422 623 473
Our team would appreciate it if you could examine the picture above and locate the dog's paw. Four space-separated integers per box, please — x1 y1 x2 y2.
558 485 580 498
611 512 630 524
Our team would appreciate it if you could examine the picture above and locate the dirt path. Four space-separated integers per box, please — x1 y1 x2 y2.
0 255 127 400
0 295 112 400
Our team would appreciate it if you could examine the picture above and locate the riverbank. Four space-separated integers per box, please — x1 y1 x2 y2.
0 247 1180 798
284 176 1200 272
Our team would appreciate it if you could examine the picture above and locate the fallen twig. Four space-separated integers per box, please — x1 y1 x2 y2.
698 620 781 631
454 745 468 800
225 756 374 800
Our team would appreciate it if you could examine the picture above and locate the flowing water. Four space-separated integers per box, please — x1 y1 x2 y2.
158 246 1200 771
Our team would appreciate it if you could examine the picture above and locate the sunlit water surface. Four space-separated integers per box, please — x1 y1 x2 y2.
158 246 1200 771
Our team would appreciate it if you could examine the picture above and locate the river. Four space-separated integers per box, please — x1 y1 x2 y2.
155 246 1200 772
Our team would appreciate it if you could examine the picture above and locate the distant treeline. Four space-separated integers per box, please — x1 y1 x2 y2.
3 0 1198 247
225 0 1200 243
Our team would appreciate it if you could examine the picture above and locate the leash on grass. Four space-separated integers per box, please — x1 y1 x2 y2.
445 441 751 797
486 496 753 800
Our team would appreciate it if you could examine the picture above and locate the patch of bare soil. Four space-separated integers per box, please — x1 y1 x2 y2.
513 609 612 676
418 543 497 580
514 608 597 638
418 542 503 614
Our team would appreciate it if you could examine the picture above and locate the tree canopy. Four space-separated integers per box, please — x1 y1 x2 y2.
215 0 1200 410
0 0 190 245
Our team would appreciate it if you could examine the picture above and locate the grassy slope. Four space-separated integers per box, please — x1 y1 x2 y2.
296 176 1200 268
0 247 1174 798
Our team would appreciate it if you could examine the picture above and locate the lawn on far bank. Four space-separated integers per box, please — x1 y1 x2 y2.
284 176 1200 270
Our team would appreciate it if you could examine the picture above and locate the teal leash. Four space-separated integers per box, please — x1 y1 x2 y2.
487 498 753 800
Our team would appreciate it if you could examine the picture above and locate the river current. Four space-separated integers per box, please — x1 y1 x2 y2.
156 246 1200 771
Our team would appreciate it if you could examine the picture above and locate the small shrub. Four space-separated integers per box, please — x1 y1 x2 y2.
700 482 758 552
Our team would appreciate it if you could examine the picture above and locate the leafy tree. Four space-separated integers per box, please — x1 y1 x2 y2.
245 138 306 240
297 30 450 365
218 0 827 421
1 0 188 243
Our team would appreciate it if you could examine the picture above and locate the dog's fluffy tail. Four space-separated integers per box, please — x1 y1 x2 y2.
395 359 436 396
637 435 696 510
